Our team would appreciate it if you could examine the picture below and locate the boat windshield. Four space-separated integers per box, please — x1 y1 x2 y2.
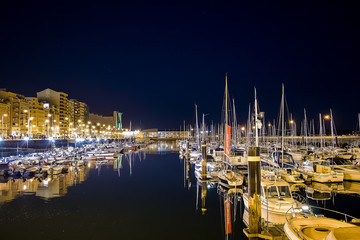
278 186 292 198
280 155 292 163
265 185 292 199
232 150 244 156
333 158 353 165
265 186 279 198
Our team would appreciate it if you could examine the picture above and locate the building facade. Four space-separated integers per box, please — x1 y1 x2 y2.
0 99 10 137
37 88 69 135
0 89 29 136
26 97 46 136
0 88 122 139
68 99 89 129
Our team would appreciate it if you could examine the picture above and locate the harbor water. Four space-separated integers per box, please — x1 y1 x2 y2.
0 142 360 239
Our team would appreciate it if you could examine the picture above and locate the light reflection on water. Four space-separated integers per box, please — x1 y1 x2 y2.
0 166 89 203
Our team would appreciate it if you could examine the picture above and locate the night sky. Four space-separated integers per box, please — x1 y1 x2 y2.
1 1 359 131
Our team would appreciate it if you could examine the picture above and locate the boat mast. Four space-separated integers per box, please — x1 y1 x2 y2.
304 109 308 151
183 120 186 141
202 113 206 143
255 87 259 147
261 113 265 145
281 84 284 168
232 98 238 145
272 119 276 146
319 113 323 149
195 104 200 148
225 73 228 127
312 119 316 147
290 113 294 147
246 103 251 148
330 108 335 149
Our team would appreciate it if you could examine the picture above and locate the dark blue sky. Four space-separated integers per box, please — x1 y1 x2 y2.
1 1 359 131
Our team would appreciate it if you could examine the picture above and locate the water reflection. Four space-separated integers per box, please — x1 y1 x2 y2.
94 150 149 177
342 181 360 195
0 147 155 204
183 158 191 190
186 155 245 239
114 155 123 177
195 177 217 215
217 185 243 239
0 166 89 203
145 141 179 153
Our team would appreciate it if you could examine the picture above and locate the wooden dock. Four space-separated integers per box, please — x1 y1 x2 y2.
243 223 288 240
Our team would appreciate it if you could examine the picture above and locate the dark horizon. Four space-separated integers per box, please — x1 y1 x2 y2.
1 1 359 131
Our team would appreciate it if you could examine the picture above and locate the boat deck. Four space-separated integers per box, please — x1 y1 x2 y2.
243 223 288 240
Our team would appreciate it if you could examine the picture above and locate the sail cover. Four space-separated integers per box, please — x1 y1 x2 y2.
224 124 231 158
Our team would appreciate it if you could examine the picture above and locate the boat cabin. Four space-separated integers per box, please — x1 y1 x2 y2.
261 179 293 200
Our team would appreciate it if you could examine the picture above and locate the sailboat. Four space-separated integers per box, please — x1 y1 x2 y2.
217 74 245 188
243 86 300 225
189 104 202 161
262 84 305 183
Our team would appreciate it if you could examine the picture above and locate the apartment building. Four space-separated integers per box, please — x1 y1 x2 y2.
37 88 69 135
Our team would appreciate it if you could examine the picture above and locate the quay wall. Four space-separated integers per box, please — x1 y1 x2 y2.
0 139 127 149
0 140 69 149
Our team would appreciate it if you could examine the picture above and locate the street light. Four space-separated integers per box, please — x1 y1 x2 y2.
28 117 33 137
65 117 70 137
24 110 30 136
1 114 8 137
45 119 50 137
69 122 73 137
48 114 53 136
78 120 82 136
324 115 330 120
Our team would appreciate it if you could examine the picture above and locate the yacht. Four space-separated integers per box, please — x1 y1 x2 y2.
243 175 299 224
217 167 244 188
280 168 307 183
299 160 344 183
327 157 360 181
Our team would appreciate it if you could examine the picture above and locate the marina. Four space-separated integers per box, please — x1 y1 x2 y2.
1 1 360 239
0 130 359 239
1 79 360 240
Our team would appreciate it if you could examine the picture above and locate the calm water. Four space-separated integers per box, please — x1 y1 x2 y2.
0 143 360 240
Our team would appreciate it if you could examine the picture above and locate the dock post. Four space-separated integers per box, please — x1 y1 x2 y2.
201 141 207 179
200 141 207 214
248 146 261 239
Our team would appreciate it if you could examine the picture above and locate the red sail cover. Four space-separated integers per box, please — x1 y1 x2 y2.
224 199 232 234
224 124 231 158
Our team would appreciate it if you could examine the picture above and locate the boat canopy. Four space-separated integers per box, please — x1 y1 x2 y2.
272 152 296 168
